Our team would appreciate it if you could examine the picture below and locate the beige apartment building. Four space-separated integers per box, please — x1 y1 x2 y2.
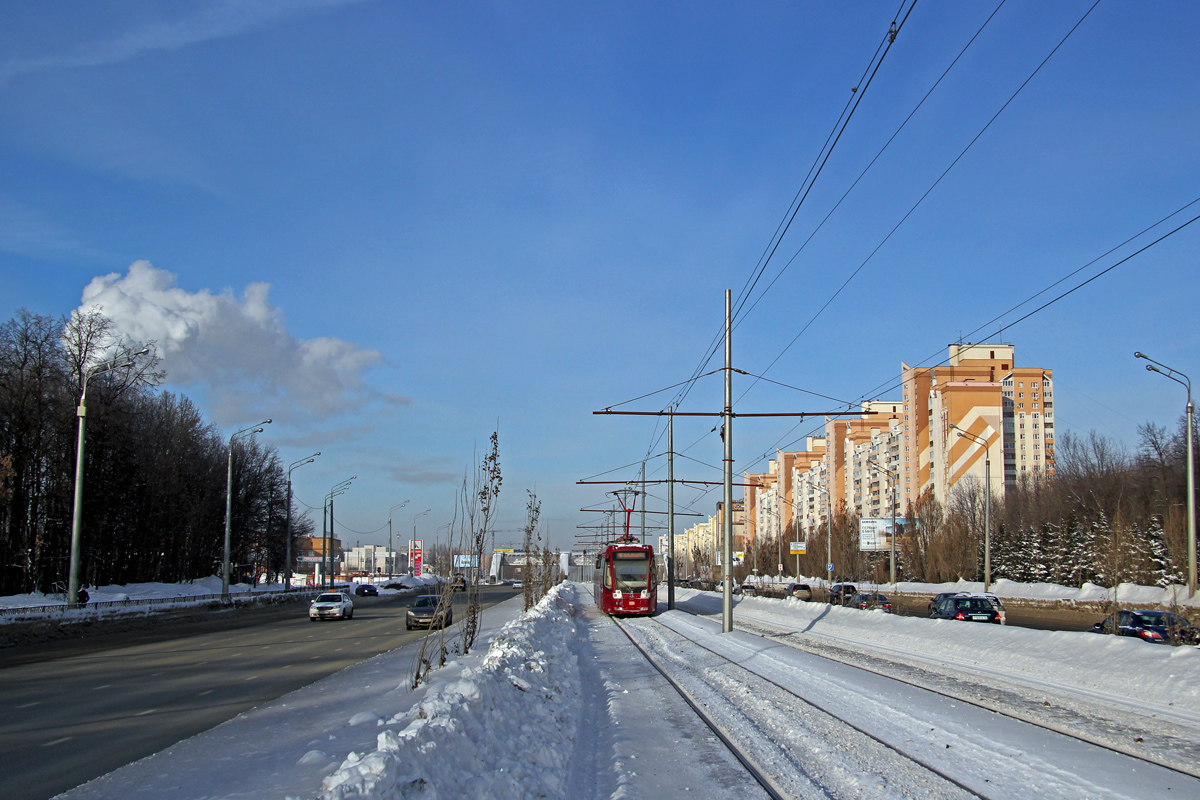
742 344 1054 540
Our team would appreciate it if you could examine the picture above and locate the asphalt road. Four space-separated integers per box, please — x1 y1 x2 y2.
0 586 519 800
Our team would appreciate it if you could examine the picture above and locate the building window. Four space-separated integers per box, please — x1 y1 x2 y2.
1019 382 1024 387
1018 392 1024 398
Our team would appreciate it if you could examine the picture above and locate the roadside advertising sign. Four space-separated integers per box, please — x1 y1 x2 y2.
409 539 424 577
453 554 478 568
858 518 895 551
789 541 807 554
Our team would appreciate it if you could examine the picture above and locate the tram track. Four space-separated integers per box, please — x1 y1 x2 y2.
726 612 1200 782
612 615 988 800
611 612 1200 799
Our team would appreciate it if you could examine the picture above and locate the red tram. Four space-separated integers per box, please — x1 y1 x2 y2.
594 541 657 615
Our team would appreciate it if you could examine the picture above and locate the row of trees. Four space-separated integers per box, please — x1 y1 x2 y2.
0 309 312 597
762 420 1196 588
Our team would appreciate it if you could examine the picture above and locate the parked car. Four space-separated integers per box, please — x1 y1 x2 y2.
931 595 1001 623
1089 610 1200 645
739 582 757 596
829 583 858 605
309 591 354 621
848 592 893 612
928 592 959 615
786 583 813 601
354 584 378 596
406 594 453 630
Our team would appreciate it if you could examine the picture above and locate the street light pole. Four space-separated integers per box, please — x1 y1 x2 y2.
388 501 410 578
67 349 148 607
953 425 993 592
224 420 272 598
805 476 833 591
1136 352 1196 597
285 453 319 591
867 457 898 587
324 477 354 588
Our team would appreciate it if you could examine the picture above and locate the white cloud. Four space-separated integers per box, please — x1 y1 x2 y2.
78 261 404 424
1 0 367 82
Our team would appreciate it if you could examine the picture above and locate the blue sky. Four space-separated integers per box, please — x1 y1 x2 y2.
2 1 1197 552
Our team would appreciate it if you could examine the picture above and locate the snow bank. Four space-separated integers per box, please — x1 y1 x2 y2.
763 575 1200 607
690 590 1200 718
320 583 584 800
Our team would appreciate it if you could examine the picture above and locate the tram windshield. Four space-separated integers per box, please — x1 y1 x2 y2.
612 552 651 590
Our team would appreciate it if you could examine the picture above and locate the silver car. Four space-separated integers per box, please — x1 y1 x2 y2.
309 591 354 621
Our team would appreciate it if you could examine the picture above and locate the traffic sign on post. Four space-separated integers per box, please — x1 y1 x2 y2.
789 541 806 554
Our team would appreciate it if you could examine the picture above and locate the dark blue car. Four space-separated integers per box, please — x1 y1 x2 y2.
1090 610 1199 645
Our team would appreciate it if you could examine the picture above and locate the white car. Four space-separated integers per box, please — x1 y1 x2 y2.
309 591 354 621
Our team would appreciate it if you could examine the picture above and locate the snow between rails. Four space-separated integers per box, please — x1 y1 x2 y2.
320 583 584 800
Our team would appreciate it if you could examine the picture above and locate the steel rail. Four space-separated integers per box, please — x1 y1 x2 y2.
621 614 992 799
610 617 792 800
728 613 1200 782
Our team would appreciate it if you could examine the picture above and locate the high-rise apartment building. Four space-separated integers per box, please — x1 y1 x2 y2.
741 345 1053 539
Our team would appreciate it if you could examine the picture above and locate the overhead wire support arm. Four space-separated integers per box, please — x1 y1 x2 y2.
594 410 877 418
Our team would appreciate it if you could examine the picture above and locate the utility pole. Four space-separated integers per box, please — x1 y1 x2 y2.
667 409 676 610
723 289 734 633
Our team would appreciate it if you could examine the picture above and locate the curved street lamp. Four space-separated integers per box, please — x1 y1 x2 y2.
67 349 149 607
1136 351 1195 597
284 453 320 591
388 501 410 578
952 424 993 592
224 420 272 597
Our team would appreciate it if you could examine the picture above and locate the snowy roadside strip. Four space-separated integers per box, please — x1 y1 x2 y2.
319 583 584 800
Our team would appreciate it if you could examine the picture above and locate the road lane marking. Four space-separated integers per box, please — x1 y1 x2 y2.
17 702 40 709
198 690 213 696
310 655 319 659
244 675 258 681
135 709 157 716
43 737 73 746
93 684 112 690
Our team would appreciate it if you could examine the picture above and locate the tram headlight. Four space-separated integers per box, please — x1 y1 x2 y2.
612 590 622 599
640 590 649 599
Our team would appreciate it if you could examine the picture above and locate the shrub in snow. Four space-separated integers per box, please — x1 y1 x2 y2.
320 583 582 800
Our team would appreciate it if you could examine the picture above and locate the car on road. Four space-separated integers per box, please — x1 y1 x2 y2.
739 582 757 596
829 583 857 605
786 583 813 601
511 579 524 589
406 594 453 630
931 594 1001 623
354 584 378 596
848 592 893 612
310 591 354 621
453 575 466 591
1089 609 1200 645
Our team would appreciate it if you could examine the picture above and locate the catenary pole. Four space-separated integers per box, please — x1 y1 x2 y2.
668 409 675 610
722 289 734 633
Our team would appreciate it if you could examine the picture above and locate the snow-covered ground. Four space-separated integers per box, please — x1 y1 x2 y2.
48 581 1200 799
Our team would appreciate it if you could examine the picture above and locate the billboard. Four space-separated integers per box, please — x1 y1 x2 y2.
453 554 479 568
409 539 424 577
858 518 917 551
